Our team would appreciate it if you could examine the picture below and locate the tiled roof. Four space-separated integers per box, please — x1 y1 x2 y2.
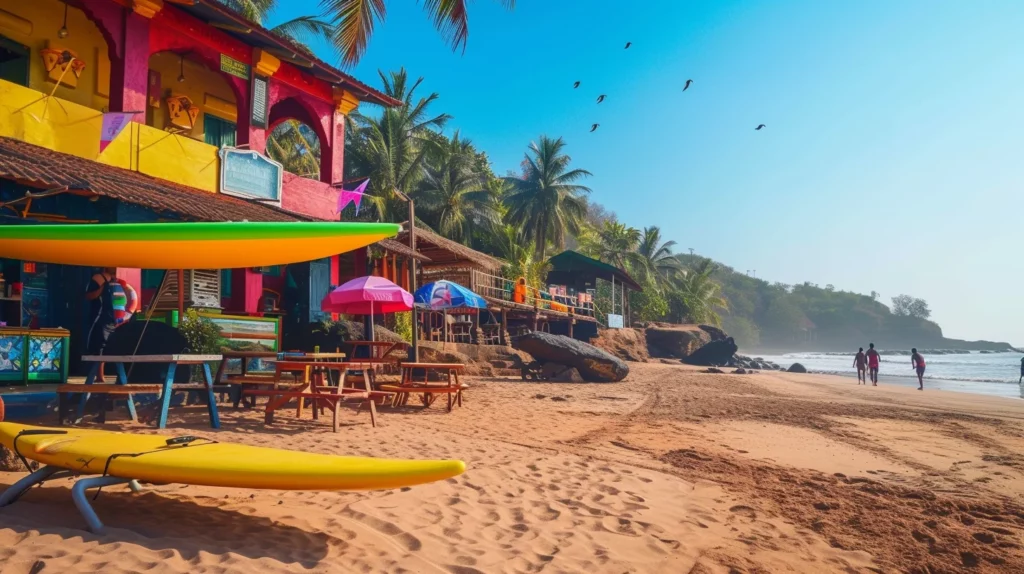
0 136 301 222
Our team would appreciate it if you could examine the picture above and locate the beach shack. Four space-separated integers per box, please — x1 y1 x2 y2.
392 225 601 343
547 250 642 334
0 0 404 382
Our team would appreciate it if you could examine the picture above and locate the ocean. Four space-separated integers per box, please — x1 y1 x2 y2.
755 351 1024 399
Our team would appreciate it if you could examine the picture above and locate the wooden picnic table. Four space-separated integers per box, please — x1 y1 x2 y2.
64 354 222 429
347 340 407 363
380 362 466 412
265 360 380 427
214 350 278 383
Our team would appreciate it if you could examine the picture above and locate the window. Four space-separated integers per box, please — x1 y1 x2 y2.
221 269 232 298
141 269 164 290
204 114 236 148
0 36 30 87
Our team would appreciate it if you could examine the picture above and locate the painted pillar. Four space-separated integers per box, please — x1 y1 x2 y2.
117 268 142 298
327 89 360 185
243 49 281 155
231 268 263 314
80 0 159 123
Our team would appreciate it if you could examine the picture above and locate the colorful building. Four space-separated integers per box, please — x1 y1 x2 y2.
0 0 416 379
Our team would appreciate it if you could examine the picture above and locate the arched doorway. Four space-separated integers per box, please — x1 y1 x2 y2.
146 50 240 146
267 119 322 179
267 96 330 182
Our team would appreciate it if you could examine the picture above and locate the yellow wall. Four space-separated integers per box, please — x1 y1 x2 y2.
0 78 220 193
147 51 239 141
0 0 110 112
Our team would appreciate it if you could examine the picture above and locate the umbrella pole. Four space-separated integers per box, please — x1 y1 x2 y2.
370 301 375 341
443 309 447 349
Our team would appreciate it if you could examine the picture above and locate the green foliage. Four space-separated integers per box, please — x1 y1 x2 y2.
416 130 497 242
891 294 932 319
267 120 321 177
667 258 728 326
629 286 668 323
503 136 592 259
391 311 412 342
178 309 223 354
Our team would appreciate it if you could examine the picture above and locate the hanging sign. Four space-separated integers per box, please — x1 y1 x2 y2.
250 74 269 129
220 54 250 80
607 314 624 329
219 148 283 202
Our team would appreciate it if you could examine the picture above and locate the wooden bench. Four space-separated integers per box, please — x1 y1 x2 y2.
222 375 300 408
378 384 467 411
57 383 210 424
242 389 377 431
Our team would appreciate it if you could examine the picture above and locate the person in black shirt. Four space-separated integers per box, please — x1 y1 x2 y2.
84 267 118 382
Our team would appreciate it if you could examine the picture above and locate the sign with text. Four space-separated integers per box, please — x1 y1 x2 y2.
220 54 250 80
250 74 269 129
219 148 283 202
607 313 624 329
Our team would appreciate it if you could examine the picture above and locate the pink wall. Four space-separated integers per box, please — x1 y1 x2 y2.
281 172 337 221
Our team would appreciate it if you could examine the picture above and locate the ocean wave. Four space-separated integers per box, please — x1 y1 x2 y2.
811 370 1019 385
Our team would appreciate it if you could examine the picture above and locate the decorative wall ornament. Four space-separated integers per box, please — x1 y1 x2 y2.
165 94 199 130
40 48 85 87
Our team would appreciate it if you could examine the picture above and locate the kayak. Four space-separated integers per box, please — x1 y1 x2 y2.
0 222 400 268
0 422 465 491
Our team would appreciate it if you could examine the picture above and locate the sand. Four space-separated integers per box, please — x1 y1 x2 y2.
3 363 1024 573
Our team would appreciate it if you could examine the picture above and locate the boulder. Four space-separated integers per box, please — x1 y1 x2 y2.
787 363 808 373
645 324 712 359
590 328 650 362
699 324 728 342
541 363 585 383
515 332 629 382
705 367 724 374
682 337 739 367
733 368 748 374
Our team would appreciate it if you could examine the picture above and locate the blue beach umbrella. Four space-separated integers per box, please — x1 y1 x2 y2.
414 280 487 310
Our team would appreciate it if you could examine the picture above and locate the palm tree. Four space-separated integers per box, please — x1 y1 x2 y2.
267 120 322 177
219 1 336 48
493 224 549 290
503 136 591 260
346 68 451 221
592 221 646 275
670 258 729 326
416 130 496 241
637 226 681 289
324 0 516 66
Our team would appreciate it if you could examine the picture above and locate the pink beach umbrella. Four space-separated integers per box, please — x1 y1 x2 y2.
321 276 413 340
321 276 414 315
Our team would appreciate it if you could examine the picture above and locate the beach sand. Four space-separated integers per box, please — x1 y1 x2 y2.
3 363 1024 573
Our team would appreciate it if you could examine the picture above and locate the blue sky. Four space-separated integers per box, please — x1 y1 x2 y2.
271 0 1024 345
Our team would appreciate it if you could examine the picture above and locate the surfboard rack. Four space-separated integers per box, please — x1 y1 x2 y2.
0 465 144 534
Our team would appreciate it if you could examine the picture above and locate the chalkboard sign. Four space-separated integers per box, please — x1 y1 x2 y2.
251 74 269 129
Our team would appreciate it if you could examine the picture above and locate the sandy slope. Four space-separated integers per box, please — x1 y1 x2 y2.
2 363 1024 573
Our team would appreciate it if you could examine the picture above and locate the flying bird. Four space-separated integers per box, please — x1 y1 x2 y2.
590 123 600 132
573 81 580 89
755 124 766 130
683 79 693 91
624 42 632 49
596 94 606 103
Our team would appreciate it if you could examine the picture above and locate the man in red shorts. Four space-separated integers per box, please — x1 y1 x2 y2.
865 343 880 386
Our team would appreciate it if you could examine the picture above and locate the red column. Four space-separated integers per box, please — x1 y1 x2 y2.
79 2 150 123
320 110 344 185
231 268 263 314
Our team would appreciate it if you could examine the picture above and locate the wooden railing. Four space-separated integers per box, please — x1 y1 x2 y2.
470 270 595 317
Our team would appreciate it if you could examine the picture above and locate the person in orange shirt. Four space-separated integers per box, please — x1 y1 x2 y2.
865 343 881 386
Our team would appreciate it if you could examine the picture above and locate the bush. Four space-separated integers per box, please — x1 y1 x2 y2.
178 309 222 354
391 312 412 342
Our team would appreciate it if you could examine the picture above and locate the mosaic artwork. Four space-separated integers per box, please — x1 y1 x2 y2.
28 336 63 374
0 335 24 373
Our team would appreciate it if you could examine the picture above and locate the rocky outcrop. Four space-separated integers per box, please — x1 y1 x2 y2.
590 328 649 362
681 337 739 366
516 332 629 383
787 363 808 373
698 325 728 342
644 324 712 359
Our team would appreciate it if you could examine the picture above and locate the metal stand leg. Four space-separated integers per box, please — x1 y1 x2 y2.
157 363 177 429
128 480 143 494
71 476 132 534
202 363 221 429
0 466 69 507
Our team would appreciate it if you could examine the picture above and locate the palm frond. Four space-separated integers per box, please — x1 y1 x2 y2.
272 15 337 45
322 0 387 66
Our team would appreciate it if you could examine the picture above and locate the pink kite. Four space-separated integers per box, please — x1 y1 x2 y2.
337 179 369 217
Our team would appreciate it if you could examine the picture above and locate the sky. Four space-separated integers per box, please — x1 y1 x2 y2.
270 0 1024 345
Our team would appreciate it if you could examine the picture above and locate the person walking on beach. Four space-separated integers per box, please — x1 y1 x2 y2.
1019 357 1023 384
911 348 926 390
853 347 868 384
866 343 880 385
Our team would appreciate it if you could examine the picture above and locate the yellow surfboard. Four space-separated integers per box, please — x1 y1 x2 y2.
0 423 465 491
